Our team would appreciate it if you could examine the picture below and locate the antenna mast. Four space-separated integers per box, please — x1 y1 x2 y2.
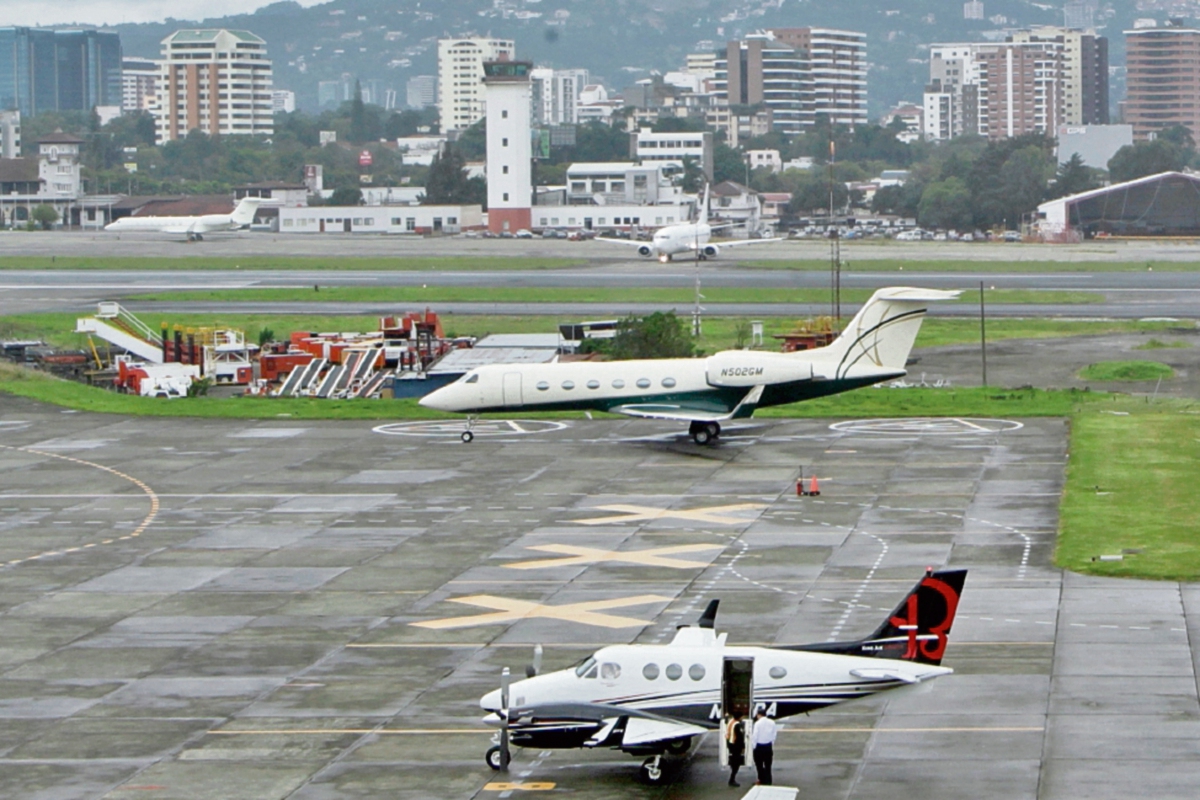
829 140 842 325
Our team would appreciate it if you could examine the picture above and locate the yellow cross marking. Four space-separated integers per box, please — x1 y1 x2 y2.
575 502 766 526
411 594 673 630
504 543 724 570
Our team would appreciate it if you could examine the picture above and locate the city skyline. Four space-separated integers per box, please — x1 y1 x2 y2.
2 0 324 28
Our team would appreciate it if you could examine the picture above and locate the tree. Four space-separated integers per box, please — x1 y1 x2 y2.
329 187 363 206
679 156 705 192
917 178 973 230
712 143 746 184
1108 140 1190 183
609 312 697 360
31 204 59 230
1047 153 1101 199
455 119 487 160
424 143 485 205
787 173 849 215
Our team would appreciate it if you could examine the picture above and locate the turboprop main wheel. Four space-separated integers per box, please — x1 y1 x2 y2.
639 757 667 785
461 431 474 443
706 422 720 439
485 746 504 770
665 737 693 755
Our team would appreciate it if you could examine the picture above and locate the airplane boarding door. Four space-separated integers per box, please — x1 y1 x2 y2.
719 657 754 767
502 372 523 407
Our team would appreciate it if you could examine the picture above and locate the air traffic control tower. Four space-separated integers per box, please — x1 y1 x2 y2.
483 59 533 234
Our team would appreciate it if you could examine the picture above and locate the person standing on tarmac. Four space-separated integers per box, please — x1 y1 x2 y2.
751 709 777 785
725 712 747 787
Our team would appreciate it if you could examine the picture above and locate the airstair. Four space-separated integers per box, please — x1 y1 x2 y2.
75 302 163 363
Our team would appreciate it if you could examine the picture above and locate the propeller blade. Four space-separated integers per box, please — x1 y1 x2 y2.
499 667 511 771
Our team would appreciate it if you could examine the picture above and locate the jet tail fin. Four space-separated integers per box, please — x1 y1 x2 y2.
818 287 960 379
230 197 262 227
787 568 967 666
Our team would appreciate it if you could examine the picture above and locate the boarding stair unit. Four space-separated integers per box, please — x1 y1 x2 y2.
75 302 164 363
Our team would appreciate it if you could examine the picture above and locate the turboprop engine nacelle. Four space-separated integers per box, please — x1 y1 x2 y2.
702 244 720 257
705 350 814 388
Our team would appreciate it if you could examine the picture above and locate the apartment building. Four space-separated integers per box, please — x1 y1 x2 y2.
976 43 1064 139
1125 24 1200 141
530 68 588 125
630 127 714 178
122 58 158 112
153 29 274 144
771 28 868 128
1010 27 1108 126
437 37 515 132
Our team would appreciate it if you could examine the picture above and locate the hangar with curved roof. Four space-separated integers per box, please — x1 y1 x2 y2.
1037 171 1200 239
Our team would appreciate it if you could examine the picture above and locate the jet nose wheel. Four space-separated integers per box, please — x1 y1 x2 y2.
485 746 504 770
639 756 667 785
461 431 474 443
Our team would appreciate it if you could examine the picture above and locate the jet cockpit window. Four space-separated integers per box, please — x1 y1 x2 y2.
464 374 479 384
575 656 598 678
601 663 621 680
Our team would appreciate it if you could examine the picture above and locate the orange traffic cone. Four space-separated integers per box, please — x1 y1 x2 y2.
808 475 820 496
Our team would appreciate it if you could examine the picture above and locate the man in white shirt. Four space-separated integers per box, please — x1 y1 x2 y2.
751 709 777 785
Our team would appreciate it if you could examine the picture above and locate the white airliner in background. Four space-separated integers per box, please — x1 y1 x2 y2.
420 286 959 444
477 569 967 785
596 185 782 262
104 197 261 241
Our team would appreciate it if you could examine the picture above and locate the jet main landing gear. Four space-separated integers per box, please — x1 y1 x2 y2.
689 421 720 446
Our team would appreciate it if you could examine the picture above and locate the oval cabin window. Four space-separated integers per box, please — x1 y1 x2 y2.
612 379 625 389
562 380 575 390
769 666 787 680
665 663 683 681
636 378 651 389
688 664 706 681
643 663 660 680
662 377 676 388
536 381 550 391
587 380 600 389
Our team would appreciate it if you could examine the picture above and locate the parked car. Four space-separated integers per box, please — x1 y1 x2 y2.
515 229 533 239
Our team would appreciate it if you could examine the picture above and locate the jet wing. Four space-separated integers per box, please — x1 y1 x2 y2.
609 385 765 423
160 224 196 234
595 237 649 247
712 237 784 247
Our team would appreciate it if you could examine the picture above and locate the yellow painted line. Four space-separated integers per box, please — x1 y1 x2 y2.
0 445 159 568
411 594 673 630
208 728 490 735
575 502 766 526
504 543 723 570
483 782 555 791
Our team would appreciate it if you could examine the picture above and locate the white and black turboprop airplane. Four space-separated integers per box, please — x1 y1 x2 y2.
419 286 960 444
595 184 782 262
479 568 966 785
104 197 261 242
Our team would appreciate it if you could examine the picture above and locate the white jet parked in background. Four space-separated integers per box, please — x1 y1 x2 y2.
105 197 261 242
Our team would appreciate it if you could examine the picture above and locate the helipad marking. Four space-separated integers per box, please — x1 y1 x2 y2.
411 594 672 630
504 543 724 570
576 502 766 526
373 420 568 438
828 418 1024 436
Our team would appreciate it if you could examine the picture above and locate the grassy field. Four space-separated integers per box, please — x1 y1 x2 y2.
125 286 1101 306
0 256 579 271
1078 361 1175 381
741 257 1200 273
1 312 1184 356
1058 411 1200 580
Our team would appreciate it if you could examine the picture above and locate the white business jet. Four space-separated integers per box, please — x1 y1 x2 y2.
596 185 782 262
477 568 967 785
420 286 959 444
105 197 261 242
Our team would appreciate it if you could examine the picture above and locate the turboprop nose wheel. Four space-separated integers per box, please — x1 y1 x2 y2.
639 755 667 785
689 421 720 445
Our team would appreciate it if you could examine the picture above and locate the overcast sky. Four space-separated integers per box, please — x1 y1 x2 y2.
4 1 325 27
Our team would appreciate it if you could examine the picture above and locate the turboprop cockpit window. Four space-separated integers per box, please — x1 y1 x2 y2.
575 656 597 678
601 663 621 680
465 374 479 384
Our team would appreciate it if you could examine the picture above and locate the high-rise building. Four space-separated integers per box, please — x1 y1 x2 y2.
272 90 296 114
771 28 868 128
483 60 533 234
530 68 588 125
964 1 985 21
712 29 867 135
437 37 515 132
976 43 1063 139
1064 1 1097 31
152 29 274 144
406 75 436 109
122 58 158 112
0 110 19 158
1010 27 1108 126
1125 24 1200 141
0 27 122 117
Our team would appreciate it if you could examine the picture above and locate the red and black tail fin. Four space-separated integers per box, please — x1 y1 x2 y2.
788 568 967 666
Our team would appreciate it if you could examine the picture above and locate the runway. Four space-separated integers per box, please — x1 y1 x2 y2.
0 402 1196 799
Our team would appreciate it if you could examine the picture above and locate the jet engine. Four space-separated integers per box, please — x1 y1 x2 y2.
637 244 653 257
701 244 720 258
705 350 814 388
